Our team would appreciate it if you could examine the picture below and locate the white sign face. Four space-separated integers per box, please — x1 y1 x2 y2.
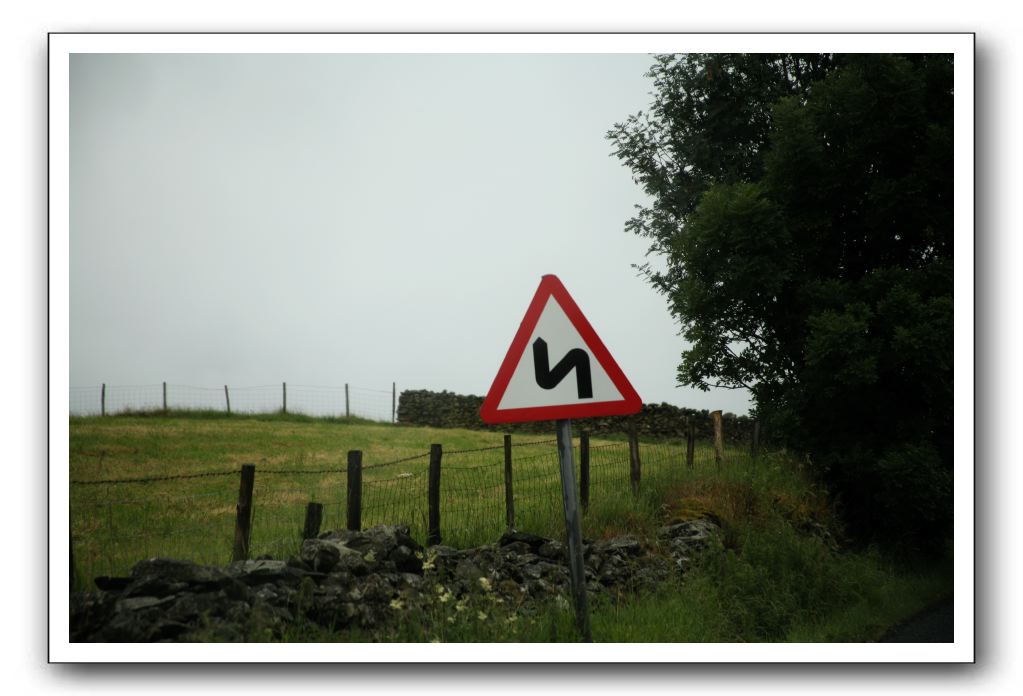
496 296 624 410
480 275 641 424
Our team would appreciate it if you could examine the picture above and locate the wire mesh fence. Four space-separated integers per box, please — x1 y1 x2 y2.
70 433 736 586
70 472 239 582
248 467 349 560
69 382 398 421
361 453 432 540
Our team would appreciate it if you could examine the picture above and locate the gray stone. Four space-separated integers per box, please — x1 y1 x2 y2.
521 564 543 580
658 519 719 543
229 559 307 586
72 518 728 642
115 595 175 612
537 540 566 561
454 558 483 582
499 530 548 549
335 549 369 576
499 541 533 556
300 538 342 572
590 536 643 557
388 544 423 574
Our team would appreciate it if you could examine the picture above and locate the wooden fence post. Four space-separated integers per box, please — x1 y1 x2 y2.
101 383 106 417
686 417 695 471
232 464 256 561
392 382 396 423
225 385 231 414
628 429 641 495
303 502 324 540
282 382 287 414
162 382 167 411
712 410 724 467
580 432 590 512
345 383 350 418
503 435 514 530
751 420 761 460
428 444 442 545
346 450 362 531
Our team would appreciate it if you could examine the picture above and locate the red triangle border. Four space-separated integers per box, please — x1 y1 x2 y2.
480 275 642 424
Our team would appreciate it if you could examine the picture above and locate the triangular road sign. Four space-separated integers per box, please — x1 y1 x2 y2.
480 274 642 424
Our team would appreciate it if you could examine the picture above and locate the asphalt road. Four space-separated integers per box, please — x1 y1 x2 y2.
878 598 954 642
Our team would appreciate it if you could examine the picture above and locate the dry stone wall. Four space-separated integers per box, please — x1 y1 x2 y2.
397 389 757 444
71 520 721 642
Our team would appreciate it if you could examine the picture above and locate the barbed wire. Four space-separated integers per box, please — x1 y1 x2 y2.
443 438 557 455
259 468 346 476
70 470 238 486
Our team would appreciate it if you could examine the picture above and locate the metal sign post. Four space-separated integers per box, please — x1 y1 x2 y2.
556 418 592 642
481 275 643 643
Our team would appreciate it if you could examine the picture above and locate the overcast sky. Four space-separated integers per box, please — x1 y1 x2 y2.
70 53 753 416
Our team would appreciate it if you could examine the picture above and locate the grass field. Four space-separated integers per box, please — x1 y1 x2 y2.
69 411 952 642
70 411 706 582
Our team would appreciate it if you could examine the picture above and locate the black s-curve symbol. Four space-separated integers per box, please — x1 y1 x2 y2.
532 338 593 399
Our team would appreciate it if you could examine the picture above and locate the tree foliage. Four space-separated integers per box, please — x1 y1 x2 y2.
608 54 954 549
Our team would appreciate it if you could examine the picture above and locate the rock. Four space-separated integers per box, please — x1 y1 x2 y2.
511 552 540 567
124 558 249 601
498 530 548 549
71 520 726 642
131 558 227 585
360 573 396 603
657 518 719 544
388 544 423 574
345 524 422 560
521 564 543 580
115 595 176 612
93 576 131 592
536 562 567 580
537 541 566 561
335 549 369 576
499 541 533 556
454 558 483 582
229 559 308 587
590 536 643 557
318 529 359 543
285 555 312 571
299 539 341 572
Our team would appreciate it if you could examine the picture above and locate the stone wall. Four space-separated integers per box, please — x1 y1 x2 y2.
70 520 721 642
397 388 757 444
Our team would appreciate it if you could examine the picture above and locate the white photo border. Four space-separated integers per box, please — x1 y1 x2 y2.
49 31 974 663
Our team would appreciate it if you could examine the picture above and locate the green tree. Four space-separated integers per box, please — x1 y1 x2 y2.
608 54 953 550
